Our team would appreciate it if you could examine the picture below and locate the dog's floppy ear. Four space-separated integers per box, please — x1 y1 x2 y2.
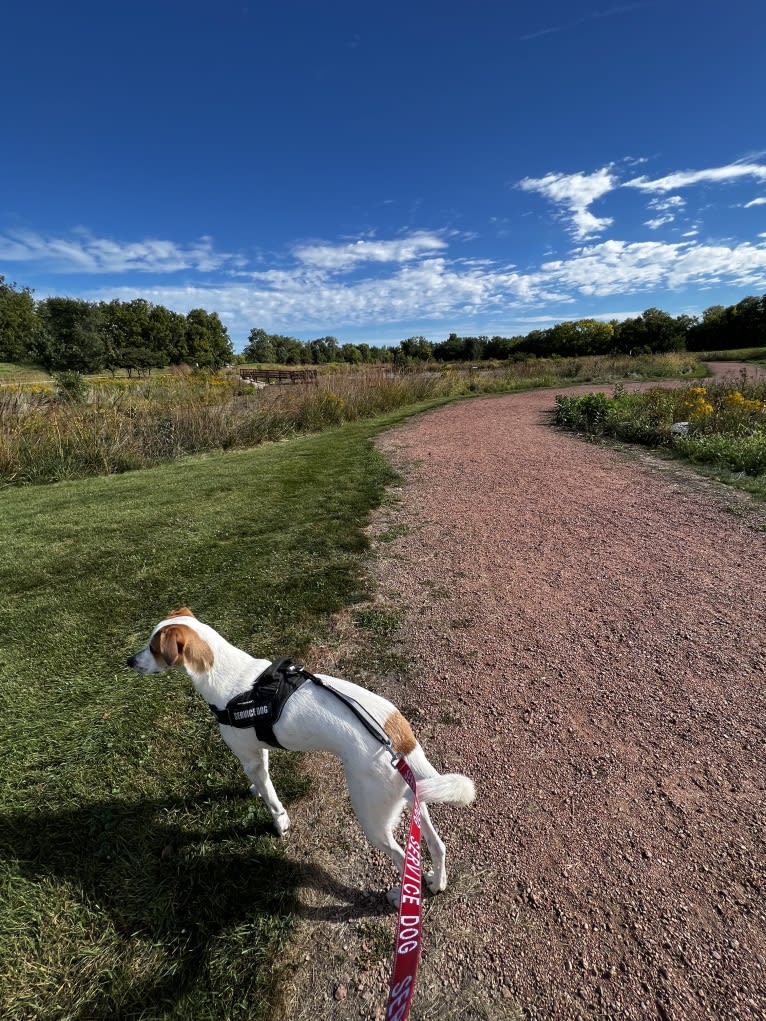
152 624 213 673
153 625 188 667
169 606 195 618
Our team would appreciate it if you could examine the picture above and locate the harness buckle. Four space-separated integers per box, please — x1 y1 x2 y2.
386 739 400 767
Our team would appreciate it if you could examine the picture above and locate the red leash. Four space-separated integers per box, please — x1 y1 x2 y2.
384 757 423 1021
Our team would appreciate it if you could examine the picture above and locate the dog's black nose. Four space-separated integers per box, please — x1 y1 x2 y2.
126 655 137 668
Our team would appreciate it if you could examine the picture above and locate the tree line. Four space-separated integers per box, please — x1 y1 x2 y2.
1 275 764 372
0 280 232 373
429 295 766 362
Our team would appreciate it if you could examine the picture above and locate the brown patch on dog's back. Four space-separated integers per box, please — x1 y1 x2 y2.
384 710 417 754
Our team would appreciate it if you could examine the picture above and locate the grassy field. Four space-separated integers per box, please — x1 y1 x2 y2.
0 408 435 1021
699 346 766 363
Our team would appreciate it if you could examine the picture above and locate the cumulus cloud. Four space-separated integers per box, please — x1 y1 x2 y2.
0 229 237 273
744 197 766 208
518 167 617 240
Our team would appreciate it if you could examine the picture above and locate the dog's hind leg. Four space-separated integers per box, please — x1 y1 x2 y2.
344 767 408 904
419 803 447 893
241 749 291 836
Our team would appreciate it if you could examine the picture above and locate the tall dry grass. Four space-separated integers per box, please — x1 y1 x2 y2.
0 354 701 485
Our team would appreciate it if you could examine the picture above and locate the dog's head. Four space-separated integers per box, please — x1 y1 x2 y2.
127 607 214 676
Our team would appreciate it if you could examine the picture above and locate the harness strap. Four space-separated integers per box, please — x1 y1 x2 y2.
208 659 396 761
298 666 396 761
208 657 309 748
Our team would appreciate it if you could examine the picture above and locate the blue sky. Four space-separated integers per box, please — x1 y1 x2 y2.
2 0 766 350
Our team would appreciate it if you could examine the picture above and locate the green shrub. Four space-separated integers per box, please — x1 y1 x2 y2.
54 370 89 403
674 429 766 474
555 380 766 480
554 391 613 432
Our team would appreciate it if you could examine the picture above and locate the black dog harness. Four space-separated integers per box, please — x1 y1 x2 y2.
207 657 396 757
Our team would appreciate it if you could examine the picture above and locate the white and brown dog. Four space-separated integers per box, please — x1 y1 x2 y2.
127 608 475 902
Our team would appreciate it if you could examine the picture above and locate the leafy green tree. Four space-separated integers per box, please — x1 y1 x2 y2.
547 319 614 356
306 336 340 364
270 334 304 364
184 309 233 368
121 347 167 377
613 308 687 354
340 343 362 364
399 335 433 361
433 333 470 361
730 295 765 346
99 299 148 372
0 276 37 362
486 335 518 359
148 304 187 364
243 328 275 362
34 297 105 372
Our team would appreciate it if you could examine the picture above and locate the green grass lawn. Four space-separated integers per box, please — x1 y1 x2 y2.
699 346 766 363
0 412 418 1020
0 361 52 383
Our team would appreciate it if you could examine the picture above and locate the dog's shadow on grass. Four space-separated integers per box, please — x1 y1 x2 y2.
0 788 379 1019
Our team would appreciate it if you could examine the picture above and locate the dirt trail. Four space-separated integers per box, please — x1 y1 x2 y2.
277 366 766 1021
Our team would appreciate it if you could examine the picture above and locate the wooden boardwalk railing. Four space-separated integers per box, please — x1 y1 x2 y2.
239 368 319 385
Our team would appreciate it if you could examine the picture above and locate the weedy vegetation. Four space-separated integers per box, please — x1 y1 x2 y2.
0 352 701 487
554 376 766 497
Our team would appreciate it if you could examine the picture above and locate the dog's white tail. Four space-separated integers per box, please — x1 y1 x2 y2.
404 744 475 807
416 773 476 806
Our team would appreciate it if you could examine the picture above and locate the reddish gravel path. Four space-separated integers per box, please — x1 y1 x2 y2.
368 373 766 1020
278 366 766 1021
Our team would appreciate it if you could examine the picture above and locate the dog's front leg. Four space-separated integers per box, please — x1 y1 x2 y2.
241 748 291 836
218 729 291 835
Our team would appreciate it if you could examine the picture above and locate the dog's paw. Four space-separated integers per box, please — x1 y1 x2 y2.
424 869 446 894
386 886 401 908
273 811 290 837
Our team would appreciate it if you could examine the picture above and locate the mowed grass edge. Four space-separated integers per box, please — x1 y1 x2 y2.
0 403 442 1020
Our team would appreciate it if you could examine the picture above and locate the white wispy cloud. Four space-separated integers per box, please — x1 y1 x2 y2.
647 194 685 212
0 229 239 273
79 234 766 338
539 238 766 296
643 215 675 230
520 160 766 240
520 4 651 41
292 231 447 270
643 195 685 229
626 161 766 194
518 167 616 240
7 153 766 345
